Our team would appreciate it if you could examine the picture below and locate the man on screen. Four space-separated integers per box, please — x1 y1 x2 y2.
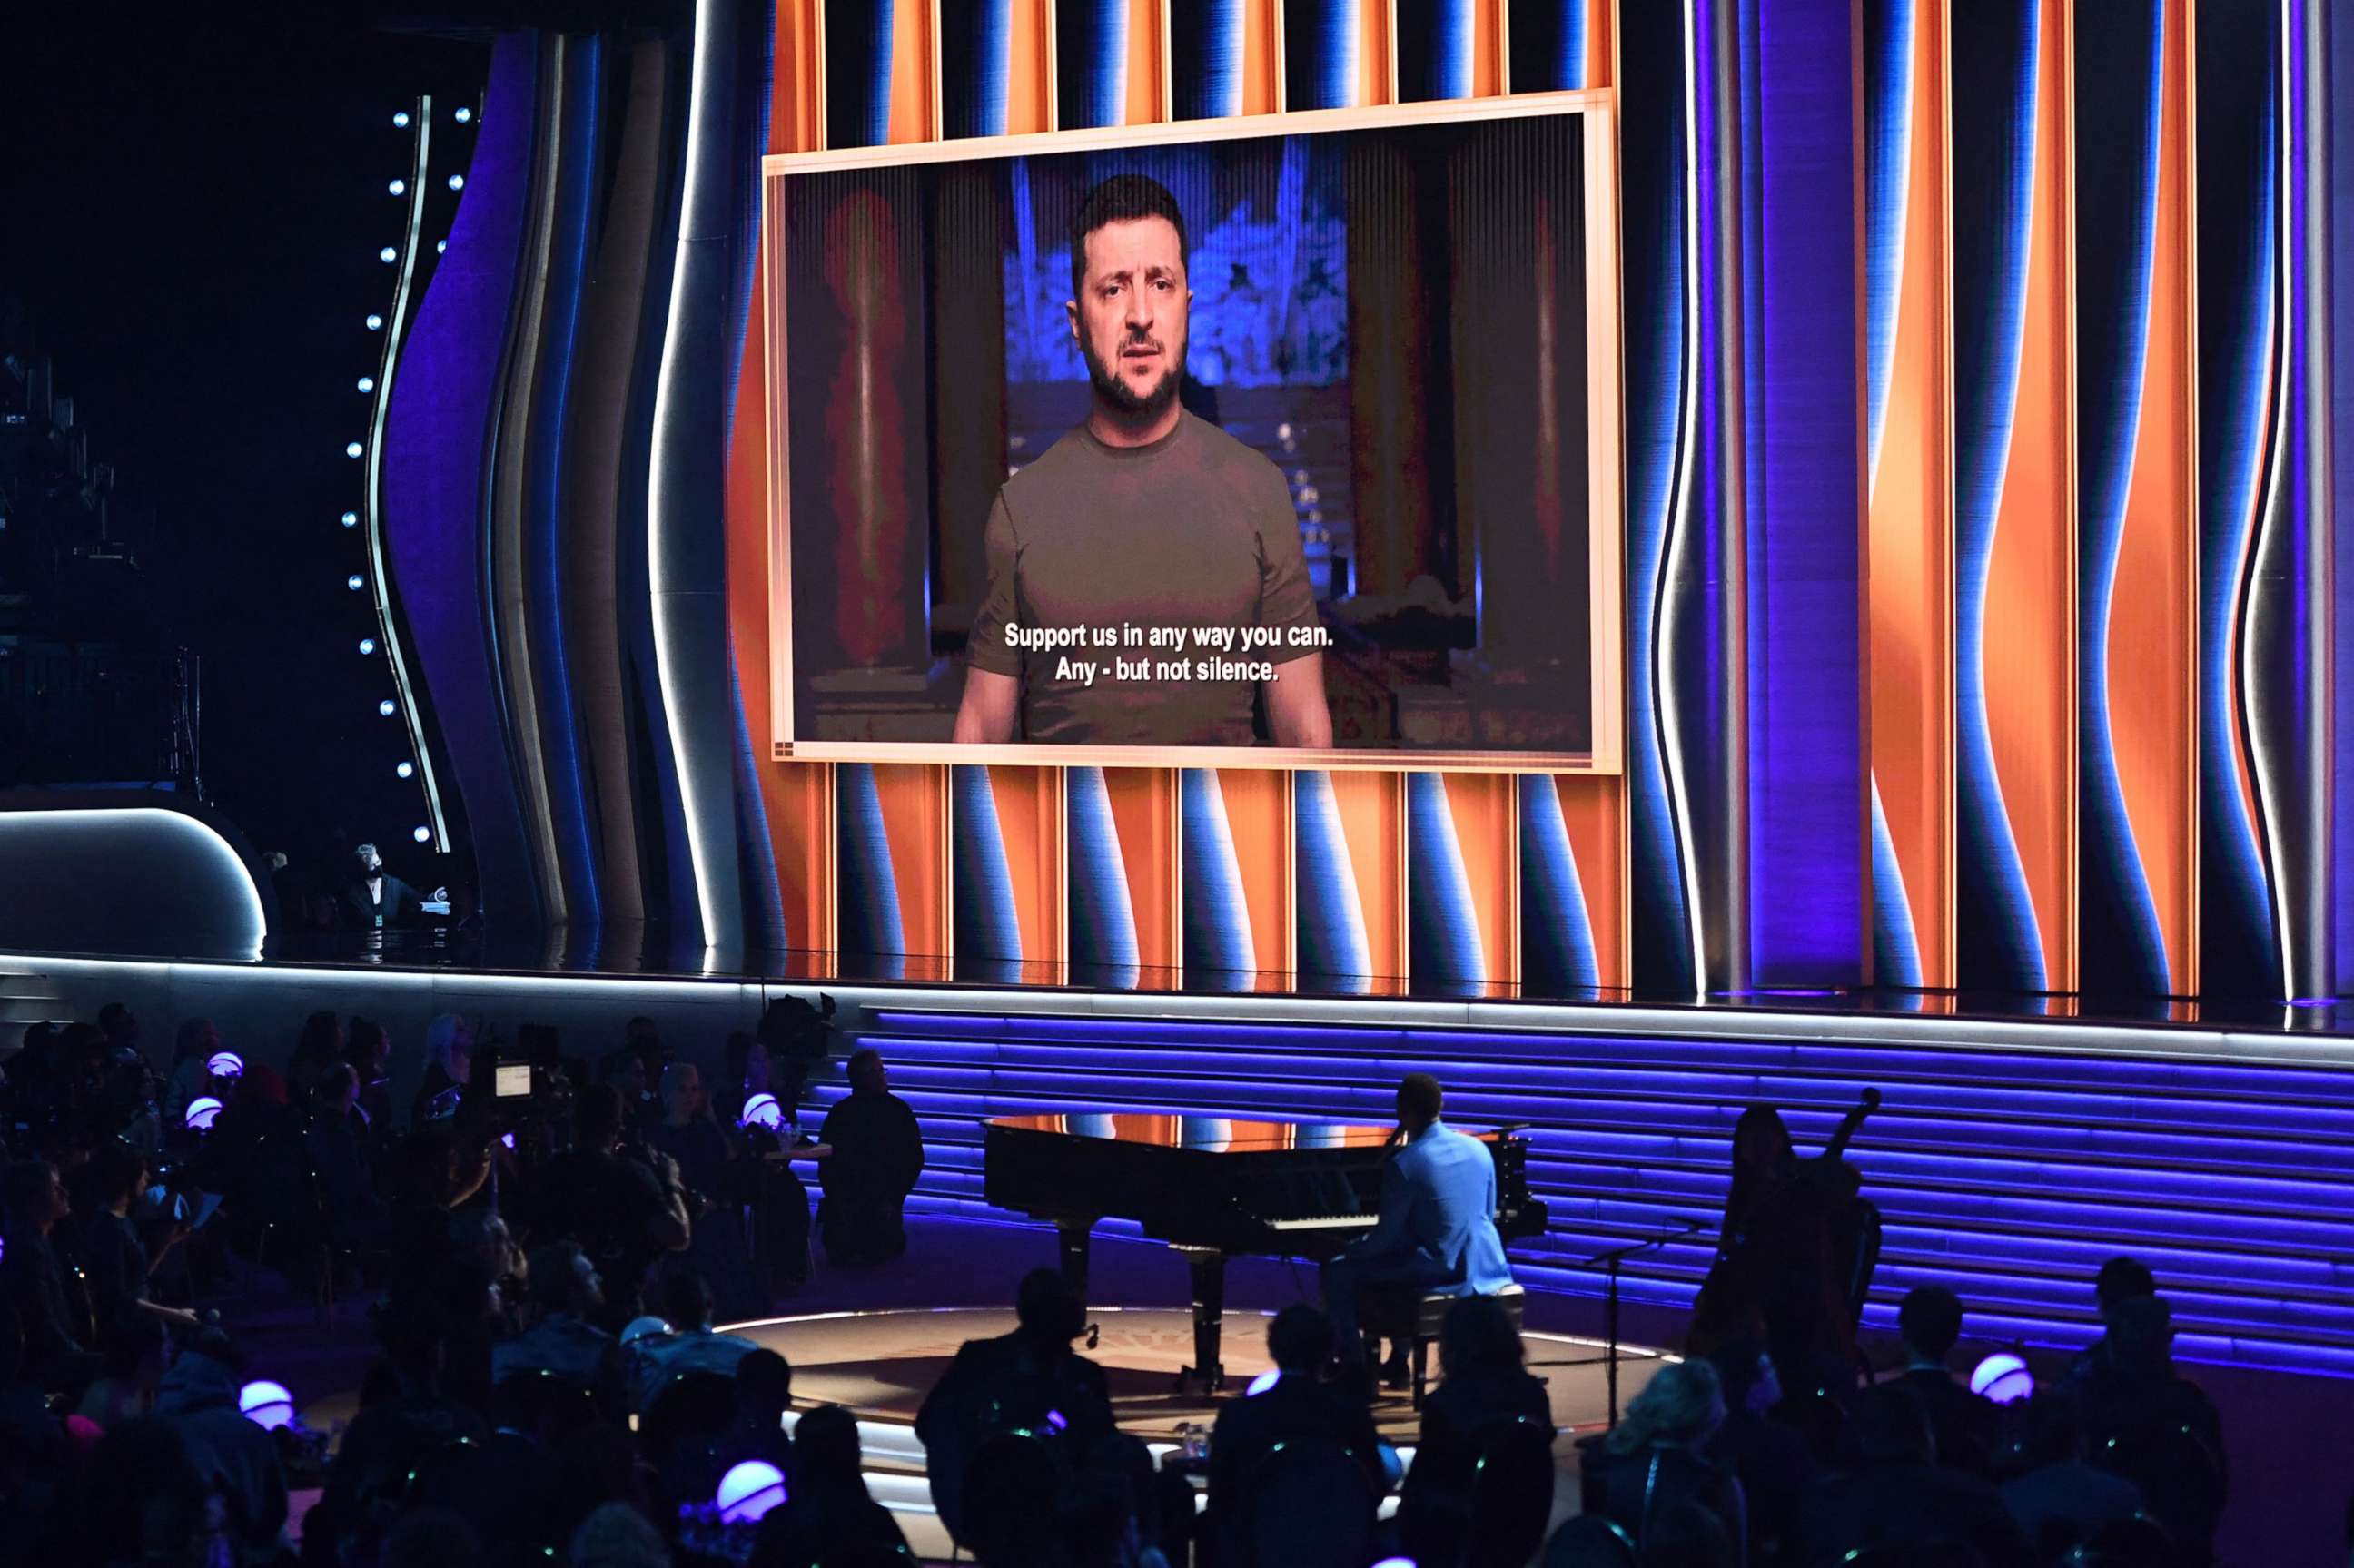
952 173 1332 747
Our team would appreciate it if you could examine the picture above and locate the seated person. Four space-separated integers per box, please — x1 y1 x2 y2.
1400 1293 1552 1548
304 1064 391 1248
1580 1358 1746 1561
305 1302 488 1568
152 1331 291 1565
491 1241 627 1417
631 1272 758 1410
0 1159 96 1393
1893 1285 1999 1474
1702 1336 1815 1566
2068 1294 2225 1554
1204 1306 1386 1564
1320 1073 1511 1387
671 1346 796 1509
915 1268 1117 1543
2059 1256 2157 1389
1997 1393 2142 1556
815 1050 925 1265
517 1085 690 1323
750 1404 912 1568
1795 1385 2032 1568
81 1139 200 1349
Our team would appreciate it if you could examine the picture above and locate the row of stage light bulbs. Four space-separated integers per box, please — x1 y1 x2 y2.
346 103 474 848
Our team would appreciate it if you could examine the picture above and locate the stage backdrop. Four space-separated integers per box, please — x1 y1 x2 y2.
366 0 2348 1003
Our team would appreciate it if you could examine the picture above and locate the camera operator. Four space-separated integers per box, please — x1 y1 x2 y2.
82 1138 201 1346
517 1084 689 1327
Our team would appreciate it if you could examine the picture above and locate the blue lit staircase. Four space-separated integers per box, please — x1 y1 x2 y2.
811 1008 2354 1378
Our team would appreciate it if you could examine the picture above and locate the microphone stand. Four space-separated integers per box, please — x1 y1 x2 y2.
1581 1222 1705 1427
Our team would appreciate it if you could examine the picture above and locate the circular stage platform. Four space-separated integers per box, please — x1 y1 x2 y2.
727 1304 1671 1446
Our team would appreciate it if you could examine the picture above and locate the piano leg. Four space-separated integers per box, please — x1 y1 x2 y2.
1056 1219 1093 1310
1173 1247 1227 1395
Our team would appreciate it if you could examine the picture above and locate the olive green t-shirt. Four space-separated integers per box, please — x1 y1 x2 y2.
965 412 1320 745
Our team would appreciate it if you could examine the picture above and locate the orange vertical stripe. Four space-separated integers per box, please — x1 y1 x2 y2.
886 0 935 143
1552 773 1628 991
1008 0 1053 133
1359 0 1392 106
1586 0 1614 91
1472 0 1502 96
1441 774 1518 989
1327 770 1407 980
1103 769 1182 973
1869 0 1953 987
875 764 951 955
1983 0 2076 990
1243 0 1279 115
988 767 1065 964
2104 0 2197 994
1125 0 1165 123
1217 771 1295 976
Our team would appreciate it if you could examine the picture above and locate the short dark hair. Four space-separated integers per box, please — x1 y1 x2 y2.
2094 1255 2156 1307
1440 1293 1524 1376
1266 1305 1334 1372
1014 1267 1085 1341
88 1138 147 1208
793 1404 862 1484
1070 173 1188 302
663 1271 714 1331
1898 1285 1964 1359
735 1347 792 1409
1399 1072 1444 1123
847 1047 884 1082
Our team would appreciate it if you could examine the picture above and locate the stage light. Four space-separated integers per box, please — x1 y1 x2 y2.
184 1096 224 1132
412 826 431 843
359 638 377 655
1044 1409 1067 1433
206 1050 243 1079
499 1132 515 1149
348 575 365 591
436 240 447 253
357 377 375 393
1370 1559 1416 1568
1970 1352 2033 1405
366 314 383 330
389 179 406 196
716 1460 786 1524
393 111 410 128
379 246 396 263
341 511 359 528
1245 1369 1281 1396
456 106 472 123
345 442 363 459
397 762 414 779
239 1380 296 1430
738 1092 783 1130
448 174 465 191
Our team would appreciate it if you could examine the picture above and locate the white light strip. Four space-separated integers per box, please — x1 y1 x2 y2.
647 0 727 952
3 953 2347 1067
365 94 450 848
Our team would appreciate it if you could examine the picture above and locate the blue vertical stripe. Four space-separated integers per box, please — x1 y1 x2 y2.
1066 766 1141 973
1182 770 1256 976
1057 0 1129 130
1283 0 1358 111
1518 774 1598 991
1295 770 1373 984
836 762 905 955
1408 772 1486 983
952 765 1023 962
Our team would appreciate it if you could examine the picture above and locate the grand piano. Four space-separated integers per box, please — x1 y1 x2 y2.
984 1111 1548 1392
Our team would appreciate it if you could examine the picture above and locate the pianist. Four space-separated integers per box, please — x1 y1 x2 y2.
1321 1073 1513 1390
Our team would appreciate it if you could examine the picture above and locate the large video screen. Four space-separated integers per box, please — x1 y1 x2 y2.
767 100 1618 766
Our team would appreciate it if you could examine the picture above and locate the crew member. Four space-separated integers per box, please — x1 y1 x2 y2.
814 1049 924 1265
338 843 436 932
1320 1073 1511 1388
952 173 1332 748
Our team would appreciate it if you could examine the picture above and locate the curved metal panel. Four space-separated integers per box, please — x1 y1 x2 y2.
0 800 269 962
382 35 543 923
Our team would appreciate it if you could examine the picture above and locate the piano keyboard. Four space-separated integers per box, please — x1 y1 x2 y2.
1267 1215 1377 1231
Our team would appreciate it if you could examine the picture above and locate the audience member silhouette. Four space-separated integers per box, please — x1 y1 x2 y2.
493 1241 628 1415
1996 1391 2143 1557
1582 1358 1746 1563
1794 1384 2032 1567
1203 1305 1383 1565
816 1049 925 1266
1400 1292 1552 1553
519 1085 690 1323
1700 1336 1815 1564
2070 1292 2225 1560
1894 1284 1999 1474
749 1403 913 1566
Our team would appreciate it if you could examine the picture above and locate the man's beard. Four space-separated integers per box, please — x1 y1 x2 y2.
1082 331 1181 419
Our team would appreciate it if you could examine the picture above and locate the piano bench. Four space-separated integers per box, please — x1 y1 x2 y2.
1364 1284 1527 1411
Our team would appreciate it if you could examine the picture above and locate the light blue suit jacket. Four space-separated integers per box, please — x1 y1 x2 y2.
1350 1121 1514 1296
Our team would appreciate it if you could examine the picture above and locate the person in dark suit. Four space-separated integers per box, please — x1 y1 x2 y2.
1321 1073 1512 1387
1795 1385 2033 1568
915 1268 1118 1547
337 843 436 932
1203 1306 1385 1565
1894 1285 2000 1474
815 1049 925 1265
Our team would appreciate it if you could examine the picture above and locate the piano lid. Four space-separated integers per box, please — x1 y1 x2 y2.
987 1112 1400 1152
